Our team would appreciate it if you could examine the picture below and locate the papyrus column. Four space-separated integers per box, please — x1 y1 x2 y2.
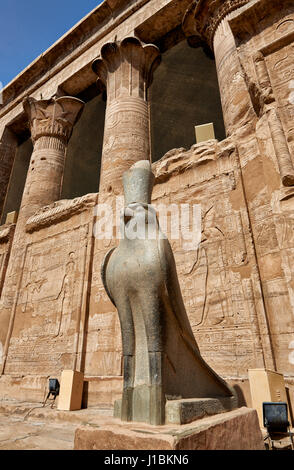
183 2 294 189
183 0 252 136
0 95 84 375
183 1 277 371
92 37 161 195
21 96 84 223
88 39 160 381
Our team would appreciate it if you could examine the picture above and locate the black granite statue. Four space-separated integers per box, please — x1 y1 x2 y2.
101 160 237 425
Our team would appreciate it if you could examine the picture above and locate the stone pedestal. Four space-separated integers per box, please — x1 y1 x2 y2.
5 211 18 225
58 370 84 411
74 407 265 450
114 396 237 425
248 368 289 428
195 123 215 143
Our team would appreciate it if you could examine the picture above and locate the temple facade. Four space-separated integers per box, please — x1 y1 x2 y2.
0 0 294 415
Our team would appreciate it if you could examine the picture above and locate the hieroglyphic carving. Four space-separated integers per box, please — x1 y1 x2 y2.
275 16 294 38
185 204 248 329
0 224 15 296
23 96 85 145
191 206 231 328
249 44 294 186
4 224 90 375
92 37 161 194
56 252 76 336
267 108 294 186
149 133 275 375
21 272 47 315
266 41 294 87
19 96 84 223
26 193 97 232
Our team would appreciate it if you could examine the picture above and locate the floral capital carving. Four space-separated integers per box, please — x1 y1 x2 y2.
183 0 250 50
23 96 84 144
92 37 161 94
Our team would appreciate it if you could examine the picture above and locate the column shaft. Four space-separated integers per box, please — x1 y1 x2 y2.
0 95 84 375
182 0 276 370
183 0 252 136
19 136 66 223
93 37 161 195
20 96 84 224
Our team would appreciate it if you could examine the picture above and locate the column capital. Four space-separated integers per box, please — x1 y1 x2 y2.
183 0 249 50
92 36 161 98
23 96 84 144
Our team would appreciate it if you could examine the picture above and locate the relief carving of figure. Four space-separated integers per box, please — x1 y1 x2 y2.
21 271 47 315
55 252 76 336
187 206 231 327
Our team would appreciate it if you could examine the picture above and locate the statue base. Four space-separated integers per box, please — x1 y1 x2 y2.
114 396 238 425
74 407 264 450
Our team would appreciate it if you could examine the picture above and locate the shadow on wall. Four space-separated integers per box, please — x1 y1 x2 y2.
1 137 32 225
0 90 105 224
82 381 89 409
149 40 226 163
61 90 106 200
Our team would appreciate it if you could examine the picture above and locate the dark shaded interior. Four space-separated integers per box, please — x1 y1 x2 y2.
61 91 106 199
1 137 32 225
149 40 226 163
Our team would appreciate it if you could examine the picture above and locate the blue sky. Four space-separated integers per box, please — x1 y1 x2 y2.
0 0 103 87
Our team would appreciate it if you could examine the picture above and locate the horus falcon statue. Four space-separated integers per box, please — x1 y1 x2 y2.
101 160 236 425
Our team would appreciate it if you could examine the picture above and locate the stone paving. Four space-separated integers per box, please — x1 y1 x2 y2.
0 400 113 450
0 400 293 450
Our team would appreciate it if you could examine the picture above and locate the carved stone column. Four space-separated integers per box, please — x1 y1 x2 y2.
183 1 277 371
253 52 294 186
0 128 17 221
92 37 161 195
183 0 252 136
0 95 84 375
21 96 84 223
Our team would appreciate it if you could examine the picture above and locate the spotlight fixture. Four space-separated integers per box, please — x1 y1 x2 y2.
43 378 60 408
263 402 294 450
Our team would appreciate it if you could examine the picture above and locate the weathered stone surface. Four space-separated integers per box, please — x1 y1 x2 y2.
165 397 237 424
92 37 161 195
0 400 113 450
74 407 265 450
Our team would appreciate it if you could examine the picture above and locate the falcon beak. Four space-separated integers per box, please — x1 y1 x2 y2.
124 207 134 223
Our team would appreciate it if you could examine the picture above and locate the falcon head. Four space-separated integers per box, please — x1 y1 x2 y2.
121 203 159 241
